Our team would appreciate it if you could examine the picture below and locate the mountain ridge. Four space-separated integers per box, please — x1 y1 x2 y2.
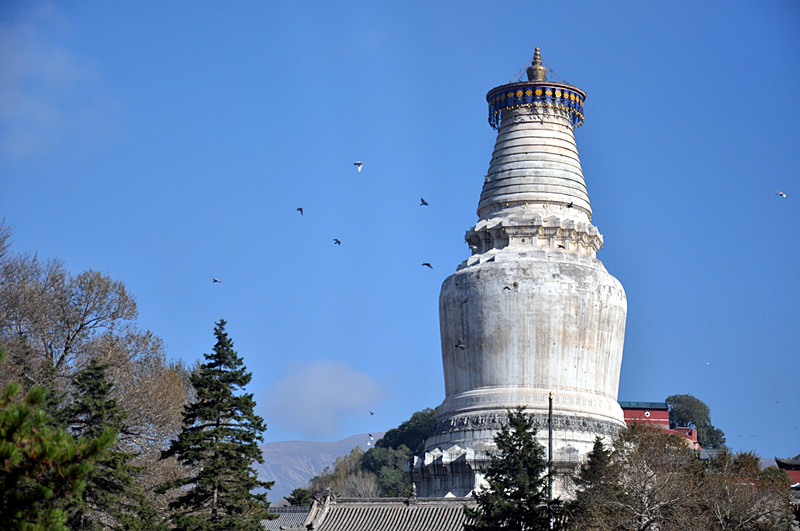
257 432 384 502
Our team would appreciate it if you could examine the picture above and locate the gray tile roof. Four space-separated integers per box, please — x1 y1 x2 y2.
268 497 474 531
261 506 312 531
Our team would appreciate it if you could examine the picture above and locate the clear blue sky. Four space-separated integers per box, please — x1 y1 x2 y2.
2 1 798 460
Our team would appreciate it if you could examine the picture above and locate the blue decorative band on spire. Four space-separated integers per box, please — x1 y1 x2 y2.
487 82 585 129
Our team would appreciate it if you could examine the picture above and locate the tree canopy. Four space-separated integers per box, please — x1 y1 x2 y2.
0 351 114 531
565 424 794 530
0 223 193 513
464 407 561 531
308 407 439 498
665 394 726 449
158 320 273 531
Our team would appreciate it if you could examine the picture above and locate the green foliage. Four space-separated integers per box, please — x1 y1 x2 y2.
375 407 437 454
309 408 438 498
361 407 437 496
0 350 113 531
568 436 612 522
361 444 412 496
61 358 163 530
464 407 561 531
158 320 273 531
285 488 311 506
308 447 379 498
665 394 726 449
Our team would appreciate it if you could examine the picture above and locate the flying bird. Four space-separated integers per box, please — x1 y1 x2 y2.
557 245 565 249
354 161 363 172
421 262 433 269
296 207 303 215
420 197 429 206
455 339 466 350
776 190 787 198
333 238 341 245
503 286 512 291
567 201 573 208
212 277 222 283
369 411 375 416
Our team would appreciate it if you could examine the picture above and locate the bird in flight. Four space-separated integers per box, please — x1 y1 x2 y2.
567 201 573 208
296 207 303 215
369 411 375 416
776 190 787 198
212 277 222 283
333 238 342 245
455 339 466 350
422 262 433 269
420 197 429 206
354 161 363 172
503 286 512 291
557 245 565 249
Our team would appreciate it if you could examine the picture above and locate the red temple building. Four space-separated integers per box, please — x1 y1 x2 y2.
618 401 699 448
775 454 800 488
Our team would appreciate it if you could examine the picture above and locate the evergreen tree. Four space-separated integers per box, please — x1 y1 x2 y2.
61 358 162 530
158 320 273 531
567 436 614 526
0 351 113 530
464 407 562 531
665 394 726 449
285 488 311 506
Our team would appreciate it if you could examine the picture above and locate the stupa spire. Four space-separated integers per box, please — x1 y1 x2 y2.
526 47 547 81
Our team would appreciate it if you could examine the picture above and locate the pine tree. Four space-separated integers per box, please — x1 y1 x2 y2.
158 320 273 531
567 436 613 526
0 351 113 530
61 358 162 530
464 407 561 531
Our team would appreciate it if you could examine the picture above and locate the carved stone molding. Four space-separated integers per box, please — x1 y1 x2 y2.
433 412 621 437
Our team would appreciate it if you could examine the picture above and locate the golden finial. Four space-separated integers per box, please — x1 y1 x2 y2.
526 47 547 82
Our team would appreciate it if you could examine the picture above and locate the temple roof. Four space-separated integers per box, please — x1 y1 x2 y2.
262 506 312 531
619 401 669 410
267 496 474 531
775 454 800 469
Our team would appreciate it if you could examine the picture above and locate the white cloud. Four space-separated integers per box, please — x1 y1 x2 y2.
261 360 385 439
0 4 119 159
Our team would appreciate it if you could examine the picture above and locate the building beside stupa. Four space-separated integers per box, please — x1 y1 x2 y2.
410 48 628 498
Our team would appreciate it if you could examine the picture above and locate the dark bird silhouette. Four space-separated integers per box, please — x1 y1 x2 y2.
420 197 429 206
503 286 512 291
557 245 565 249
776 190 787 198
333 239 341 245
296 207 303 215
567 201 573 208
455 339 466 350
421 262 433 269
369 411 375 416
354 161 363 172
212 277 222 283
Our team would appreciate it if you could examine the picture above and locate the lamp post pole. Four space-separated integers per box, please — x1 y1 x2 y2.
548 391 554 529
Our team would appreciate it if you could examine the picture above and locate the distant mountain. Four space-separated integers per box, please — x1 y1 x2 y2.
257 432 384 502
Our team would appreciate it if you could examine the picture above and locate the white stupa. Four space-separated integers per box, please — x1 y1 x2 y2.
411 48 627 498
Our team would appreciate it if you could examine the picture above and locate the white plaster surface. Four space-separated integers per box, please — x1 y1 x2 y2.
417 100 627 499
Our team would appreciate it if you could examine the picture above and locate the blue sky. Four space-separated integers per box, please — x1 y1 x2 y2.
1 1 798 460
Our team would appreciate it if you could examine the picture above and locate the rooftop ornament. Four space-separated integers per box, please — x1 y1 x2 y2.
487 47 585 130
